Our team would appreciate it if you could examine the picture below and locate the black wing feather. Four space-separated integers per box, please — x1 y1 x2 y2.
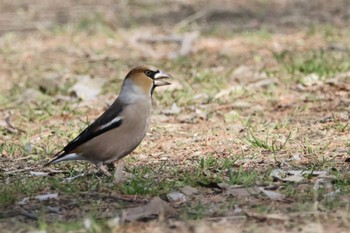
63 99 126 152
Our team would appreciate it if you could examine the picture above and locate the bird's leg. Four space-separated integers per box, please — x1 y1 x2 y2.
97 162 112 177
113 160 124 184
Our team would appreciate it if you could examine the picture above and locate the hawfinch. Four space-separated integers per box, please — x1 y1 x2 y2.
45 65 172 175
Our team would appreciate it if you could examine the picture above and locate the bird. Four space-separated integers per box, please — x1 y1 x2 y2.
45 65 172 176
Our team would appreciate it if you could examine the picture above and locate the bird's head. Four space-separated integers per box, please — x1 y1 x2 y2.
123 65 172 96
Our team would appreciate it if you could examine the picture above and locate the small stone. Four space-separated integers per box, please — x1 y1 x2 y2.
338 111 349 121
38 75 62 95
292 153 302 161
83 218 91 229
226 186 260 197
163 103 181 115
107 216 121 229
180 186 199 196
302 73 320 86
166 191 187 203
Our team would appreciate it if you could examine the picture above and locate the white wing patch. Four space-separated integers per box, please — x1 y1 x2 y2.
98 116 123 130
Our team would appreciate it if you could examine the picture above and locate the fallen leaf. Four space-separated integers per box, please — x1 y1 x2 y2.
18 197 30 205
35 193 58 201
270 168 286 180
30 171 49 177
302 73 321 86
122 197 176 221
282 175 305 183
70 75 105 101
271 169 327 183
288 170 328 176
259 187 284 201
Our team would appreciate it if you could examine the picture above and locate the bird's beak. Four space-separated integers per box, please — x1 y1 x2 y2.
153 70 172 87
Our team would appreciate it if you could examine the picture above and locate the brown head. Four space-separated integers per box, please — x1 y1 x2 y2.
123 65 172 96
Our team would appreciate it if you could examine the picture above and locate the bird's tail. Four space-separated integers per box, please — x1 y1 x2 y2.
43 150 65 167
44 151 83 167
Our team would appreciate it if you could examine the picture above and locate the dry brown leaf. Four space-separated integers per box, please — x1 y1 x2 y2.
122 197 176 221
70 75 106 101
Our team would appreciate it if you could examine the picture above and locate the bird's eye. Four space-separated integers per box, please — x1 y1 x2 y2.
144 70 153 77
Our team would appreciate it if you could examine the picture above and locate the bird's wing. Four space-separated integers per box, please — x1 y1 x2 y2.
63 99 126 153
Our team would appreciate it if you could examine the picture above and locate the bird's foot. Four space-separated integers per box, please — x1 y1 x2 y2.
97 163 112 177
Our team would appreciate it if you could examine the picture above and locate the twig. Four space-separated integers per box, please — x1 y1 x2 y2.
174 9 208 31
244 211 289 221
64 173 87 183
207 215 246 221
4 167 33 175
20 210 38 220
2 116 26 133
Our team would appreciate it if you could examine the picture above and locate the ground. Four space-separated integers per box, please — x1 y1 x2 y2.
1 1 350 232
